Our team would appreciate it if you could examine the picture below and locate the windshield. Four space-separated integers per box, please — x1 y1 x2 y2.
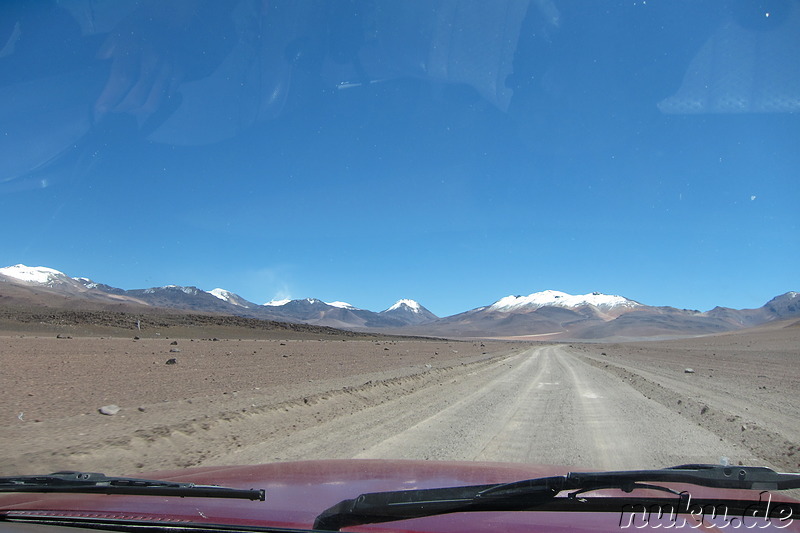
1 0 798 498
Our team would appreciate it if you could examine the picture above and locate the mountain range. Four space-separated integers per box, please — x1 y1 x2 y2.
1 264 797 340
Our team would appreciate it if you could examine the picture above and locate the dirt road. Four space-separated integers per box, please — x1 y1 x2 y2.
212 345 765 470
4 332 795 475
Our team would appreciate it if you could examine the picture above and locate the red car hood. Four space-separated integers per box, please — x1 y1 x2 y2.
1 460 798 532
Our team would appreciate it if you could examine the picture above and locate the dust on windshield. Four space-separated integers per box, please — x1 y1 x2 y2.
1 0 798 476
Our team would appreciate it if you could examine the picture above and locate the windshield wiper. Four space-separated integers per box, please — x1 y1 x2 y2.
313 464 800 531
0 471 265 501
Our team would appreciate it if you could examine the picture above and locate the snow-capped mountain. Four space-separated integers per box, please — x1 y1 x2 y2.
386 299 423 313
487 290 641 312
0 265 151 309
265 298 360 310
422 291 641 337
118 285 241 312
75 271 259 313
380 299 438 325
764 291 799 317
2 264 798 339
209 288 257 308
422 290 800 339
253 298 413 328
0 264 84 290
74 277 128 295
145 285 201 295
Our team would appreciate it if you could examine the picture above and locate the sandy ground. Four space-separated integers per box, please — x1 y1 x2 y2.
0 332 519 474
1 321 798 476
570 321 800 472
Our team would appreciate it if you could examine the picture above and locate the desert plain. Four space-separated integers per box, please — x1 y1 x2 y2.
1 313 798 476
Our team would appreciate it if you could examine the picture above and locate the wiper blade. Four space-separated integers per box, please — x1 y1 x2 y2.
0 471 265 501
313 464 800 531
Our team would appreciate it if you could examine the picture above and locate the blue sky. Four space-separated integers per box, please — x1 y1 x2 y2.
1 1 797 317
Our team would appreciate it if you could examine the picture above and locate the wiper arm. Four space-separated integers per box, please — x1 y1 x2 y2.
0 471 265 501
313 464 800 531
480 463 800 499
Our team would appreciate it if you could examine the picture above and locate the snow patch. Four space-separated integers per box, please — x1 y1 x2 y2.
264 299 291 307
177 286 198 295
0 264 67 285
387 299 422 313
209 288 228 301
326 301 357 310
73 277 99 289
489 290 640 311
207 288 244 307
143 285 198 295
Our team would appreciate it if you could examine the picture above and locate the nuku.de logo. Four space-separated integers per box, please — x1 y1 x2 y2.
619 491 794 529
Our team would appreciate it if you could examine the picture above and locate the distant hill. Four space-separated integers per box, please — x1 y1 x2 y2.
2 264 798 340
